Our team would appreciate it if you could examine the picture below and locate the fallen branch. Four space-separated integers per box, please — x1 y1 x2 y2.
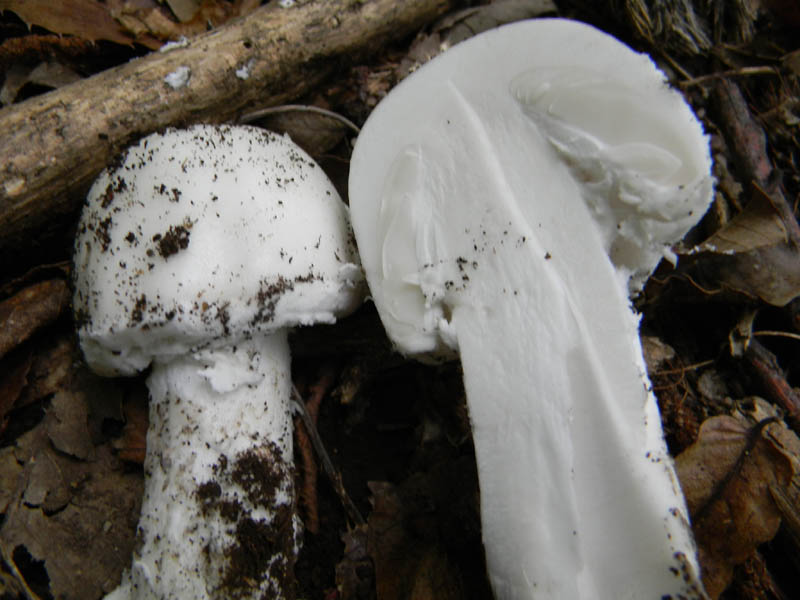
0 0 453 270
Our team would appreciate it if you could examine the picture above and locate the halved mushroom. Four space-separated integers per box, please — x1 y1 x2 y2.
348 19 713 600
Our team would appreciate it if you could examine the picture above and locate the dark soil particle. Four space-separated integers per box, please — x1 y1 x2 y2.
219 499 243 523
100 176 128 209
195 445 296 599
196 481 222 516
130 294 147 324
230 447 288 510
154 222 192 259
222 511 295 599
253 277 294 324
95 216 113 251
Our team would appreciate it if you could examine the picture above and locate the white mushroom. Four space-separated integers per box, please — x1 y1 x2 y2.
73 124 363 599
348 19 713 600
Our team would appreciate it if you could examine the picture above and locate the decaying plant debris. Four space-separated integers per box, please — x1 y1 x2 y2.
1 0 800 598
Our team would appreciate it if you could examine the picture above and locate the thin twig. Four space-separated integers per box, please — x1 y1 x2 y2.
654 359 715 376
239 104 361 134
291 385 366 526
753 330 800 343
679 66 779 88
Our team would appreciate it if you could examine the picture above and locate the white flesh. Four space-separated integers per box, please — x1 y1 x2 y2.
349 19 713 600
107 334 298 600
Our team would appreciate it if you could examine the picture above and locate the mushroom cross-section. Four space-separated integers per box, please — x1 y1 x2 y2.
348 19 713 600
73 124 363 600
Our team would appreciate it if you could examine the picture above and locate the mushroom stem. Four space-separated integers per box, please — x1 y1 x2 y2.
111 334 299 600
452 271 695 598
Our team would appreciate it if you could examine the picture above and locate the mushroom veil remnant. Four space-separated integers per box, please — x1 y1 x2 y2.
349 19 713 600
73 124 363 599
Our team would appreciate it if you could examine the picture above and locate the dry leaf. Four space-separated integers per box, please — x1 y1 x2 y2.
16 335 76 408
0 0 137 46
744 399 800 552
677 185 800 306
675 410 793 597
336 525 375 600
396 0 557 79
434 0 557 45
1 61 84 105
165 0 201 22
0 279 69 360
368 480 464 600
0 348 32 432
0 446 23 514
242 105 355 157
1 439 142 598
45 391 94 461
108 0 260 44
114 390 149 464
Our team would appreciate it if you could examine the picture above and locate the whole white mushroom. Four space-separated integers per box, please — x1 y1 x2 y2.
73 124 363 599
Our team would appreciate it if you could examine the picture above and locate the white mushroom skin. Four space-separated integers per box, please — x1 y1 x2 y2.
349 19 713 600
73 125 363 599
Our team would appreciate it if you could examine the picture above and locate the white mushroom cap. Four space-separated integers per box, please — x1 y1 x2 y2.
350 18 713 357
74 124 363 376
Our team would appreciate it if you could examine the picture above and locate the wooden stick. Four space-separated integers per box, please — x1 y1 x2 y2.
0 0 453 267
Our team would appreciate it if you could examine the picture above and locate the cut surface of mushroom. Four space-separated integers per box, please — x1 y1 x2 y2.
348 19 712 600
73 124 363 599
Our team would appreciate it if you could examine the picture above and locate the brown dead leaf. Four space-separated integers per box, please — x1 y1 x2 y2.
16 335 76 408
1 438 142 598
0 348 32 432
241 105 356 157
696 185 789 254
0 279 69 360
744 399 800 552
108 0 260 44
0 446 23 514
0 0 138 46
368 479 465 600
396 0 557 79
336 524 375 600
677 185 800 306
434 0 557 45
22 439 75 514
783 48 800 77
46 390 94 461
165 0 200 23
114 388 148 464
675 410 793 598
1 61 84 105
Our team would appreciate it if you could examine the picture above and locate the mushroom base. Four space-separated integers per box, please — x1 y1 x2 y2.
106 333 300 600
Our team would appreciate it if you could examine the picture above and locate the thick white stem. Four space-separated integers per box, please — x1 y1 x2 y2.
106 333 299 600
453 247 701 599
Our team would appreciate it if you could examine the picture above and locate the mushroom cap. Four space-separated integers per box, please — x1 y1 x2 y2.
349 18 713 356
74 124 363 376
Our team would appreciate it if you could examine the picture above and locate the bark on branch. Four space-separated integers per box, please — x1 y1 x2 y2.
0 0 453 269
